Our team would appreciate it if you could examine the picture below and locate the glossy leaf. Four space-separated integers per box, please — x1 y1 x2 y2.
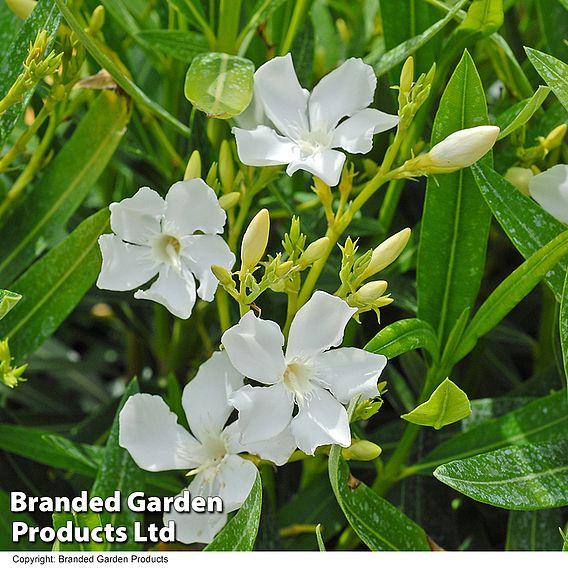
205 472 262 551
0 0 60 146
413 390 568 473
0 289 21 320
52 512 106 552
562 270 568 394
536 0 568 63
526 47 568 113
417 51 492 345
434 441 568 510
0 91 129 285
91 379 144 550
0 489 43 551
184 53 255 118
496 85 551 139
506 509 564 551
473 164 568 301
135 30 208 62
401 378 471 429
364 318 440 362
0 210 110 361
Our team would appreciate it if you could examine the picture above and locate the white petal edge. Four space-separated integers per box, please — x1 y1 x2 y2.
286 291 357 360
164 179 227 236
134 267 196 320
118 394 201 472
182 351 244 442
309 58 377 131
216 454 258 513
290 386 351 455
528 164 568 224
332 108 399 154
97 235 157 291
314 347 386 404
286 149 346 187
233 125 300 166
109 187 164 245
230 383 294 444
222 311 287 384
254 54 310 139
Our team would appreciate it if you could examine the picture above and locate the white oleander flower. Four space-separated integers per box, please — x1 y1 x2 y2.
119 351 295 544
528 164 568 224
97 179 235 319
221 291 387 455
233 54 399 187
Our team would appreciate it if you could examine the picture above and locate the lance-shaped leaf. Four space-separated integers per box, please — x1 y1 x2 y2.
496 85 551 139
562 271 568 395
434 441 568 510
526 47 568 112
52 512 106 552
185 52 255 118
401 378 471 429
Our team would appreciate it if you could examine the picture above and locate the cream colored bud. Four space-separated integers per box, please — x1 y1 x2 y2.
276 260 294 277
342 440 382 461
219 192 240 210
354 281 388 303
184 150 201 180
399 57 414 109
89 5 106 35
241 209 270 271
299 237 329 267
6 0 36 19
425 126 500 173
361 228 411 280
219 140 235 193
544 124 567 151
211 264 234 288
505 167 534 197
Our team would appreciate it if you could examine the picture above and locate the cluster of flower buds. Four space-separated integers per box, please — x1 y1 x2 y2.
517 124 567 167
0 339 26 389
0 31 63 114
397 57 436 130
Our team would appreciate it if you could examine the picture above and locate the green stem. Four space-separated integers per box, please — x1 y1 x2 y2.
283 289 298 338
280 0 312 54
216 288 232 333
217 0 242 54
185 0 217 48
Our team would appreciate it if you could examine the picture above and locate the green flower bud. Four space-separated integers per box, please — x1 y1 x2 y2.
6 0 36 19
218 192 240 210
353 280 388 303
211 264 235 289
342 440 382 461
299 237 330 268
360 228 411 281
241 209 270 272
184 150 202 180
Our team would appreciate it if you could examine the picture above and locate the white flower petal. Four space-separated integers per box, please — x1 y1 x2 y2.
291 386 351 454
254 54 309 139
286 291 357 360
134 267 196 319
309 58 377 131
119 394 201 472
182 234 235 301
233 91 269 129
529 164 568 224
286 149 346 187
233 125 300 167
109 187 164 245
97 234 157 291
164 179 227 236
314 347 386 404
182 351 244 442
164 482 227 545
222 311 286 383
227 423 296 466
230 383 294 444
332 108 399 154
216 454 258 512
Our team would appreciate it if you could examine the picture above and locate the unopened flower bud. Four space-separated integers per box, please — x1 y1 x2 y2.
211 264 235 288
342 440 382 461
219 140 235 193
543 124 567 151
299 237 329 268
184 150 201 180
505 166 534 197
276 260 294 277
6 0 36 19
241 209 270 271
88 5 106 35
399 57 414 109
424 125 500 173
360 228 411 280
353 281 388 303
218 192 240 210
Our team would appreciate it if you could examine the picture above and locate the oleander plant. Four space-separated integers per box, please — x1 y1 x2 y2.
0 0 567 553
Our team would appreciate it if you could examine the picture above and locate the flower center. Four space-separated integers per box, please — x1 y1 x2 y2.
184 433 229 477
297 128 333 156
151 233 182 271
283 361 314 403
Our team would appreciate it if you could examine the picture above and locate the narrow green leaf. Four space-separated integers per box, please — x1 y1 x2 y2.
315 524 326 551
185 53 255 118
0 0 60 145
417 50 492 345
473 164 568 301
496 85 551 139
54 0 190 135
0 489 44 551
364 318 440 361
401 378 471 429
205 472 262 551
434 441 568 510
457 0 504 36
52 512 106 552
413 390 568 474
506 509 564 550
536 0 568 62
0 209 110 361
135 30 208 62
0 91 129 285
526 47 568 113
561 271 568 395
0 289 21 319
91 379 144 550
